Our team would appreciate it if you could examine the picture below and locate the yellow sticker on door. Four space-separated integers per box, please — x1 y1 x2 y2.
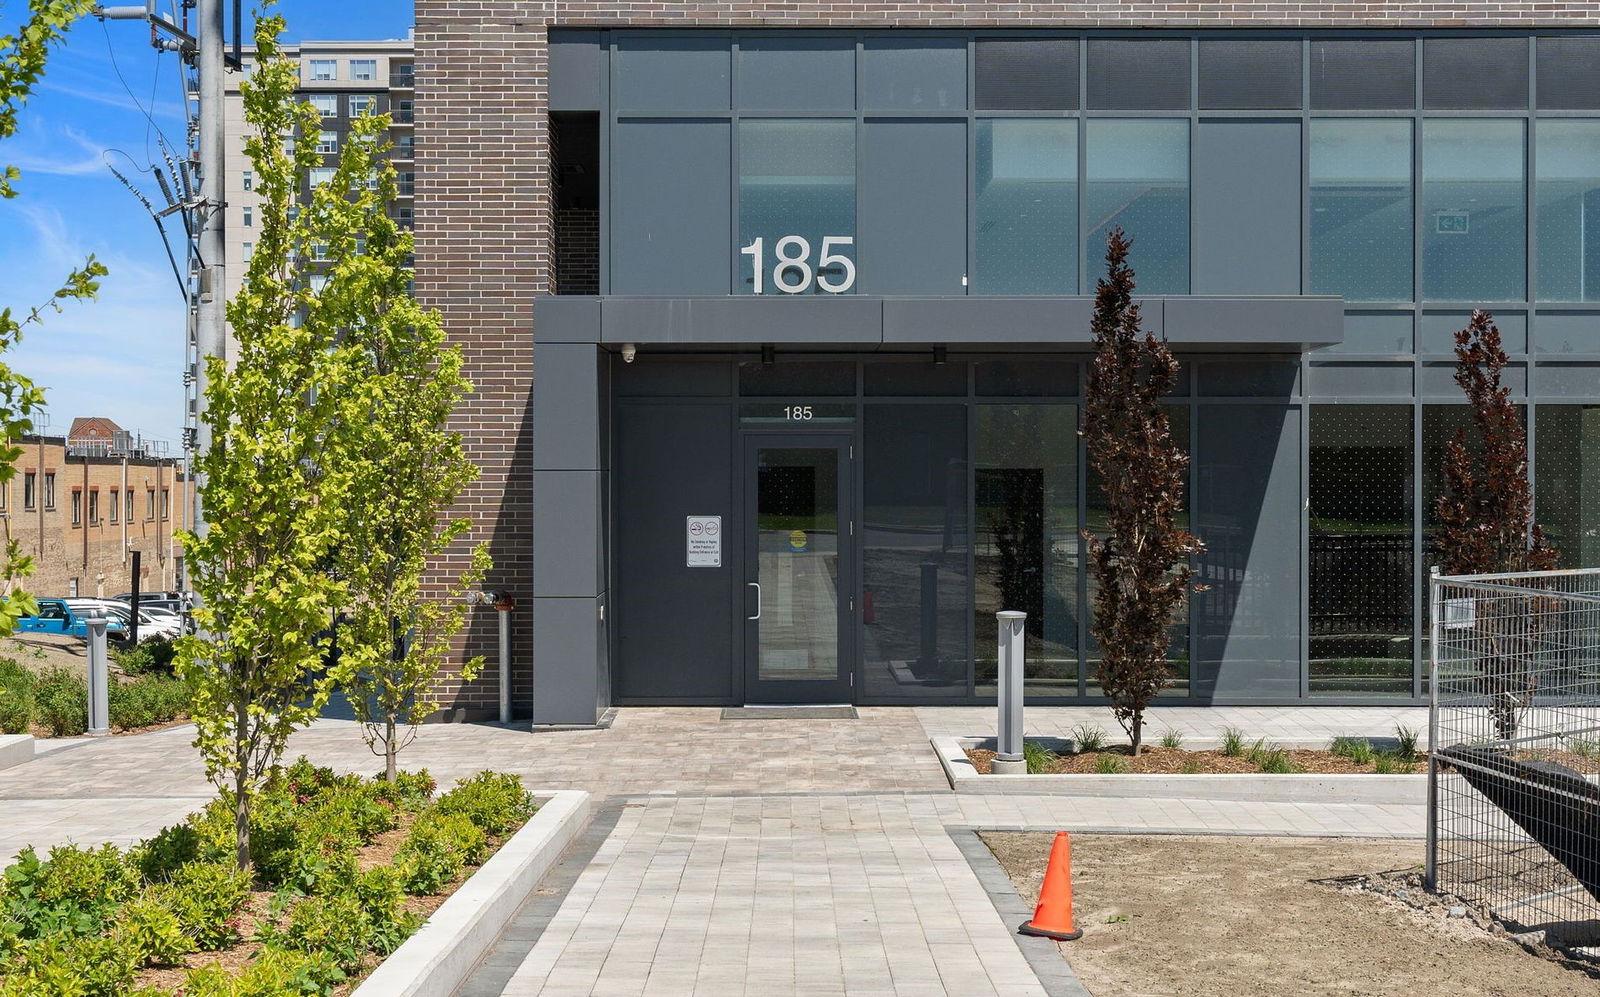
788 529 808 552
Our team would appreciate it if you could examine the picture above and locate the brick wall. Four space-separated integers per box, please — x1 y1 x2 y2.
414 1 1600 716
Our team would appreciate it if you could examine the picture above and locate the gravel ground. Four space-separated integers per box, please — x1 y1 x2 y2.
981 832 1600 997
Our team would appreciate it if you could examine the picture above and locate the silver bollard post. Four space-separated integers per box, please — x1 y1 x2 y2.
85 616 111 735
992 610 1027 775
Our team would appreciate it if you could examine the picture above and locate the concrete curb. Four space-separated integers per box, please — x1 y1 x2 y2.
934 736 1426 805
351 788 592 997
0 735 33 771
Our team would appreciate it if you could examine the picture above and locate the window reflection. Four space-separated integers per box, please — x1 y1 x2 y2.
738 119 855 294
1422 119 1526 301
1310 120 1413 302
975 119 1077 294
1536 121 1600 302
1536 405 1600 568
1085 119 1189 294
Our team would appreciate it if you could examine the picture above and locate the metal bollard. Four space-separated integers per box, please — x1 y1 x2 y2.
993 611 1027 774
85 616 110 735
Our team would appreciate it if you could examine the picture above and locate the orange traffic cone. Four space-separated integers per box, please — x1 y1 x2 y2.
1018 831 1082 941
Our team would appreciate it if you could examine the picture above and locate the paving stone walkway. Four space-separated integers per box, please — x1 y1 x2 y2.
0 706 1430 994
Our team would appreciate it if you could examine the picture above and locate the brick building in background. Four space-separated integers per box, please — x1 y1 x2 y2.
5 420 184 600
413 3 1600 724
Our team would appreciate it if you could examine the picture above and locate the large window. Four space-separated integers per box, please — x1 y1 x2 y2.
974 405 1079 697
1536 120 1600 302
1422 119 1526 301
1536 406 1600 568
1309 406 1413 697
1310 120 1413 302
737 120 855 295
861 404 969 700
975 119 1077 295
1085 119 1189 294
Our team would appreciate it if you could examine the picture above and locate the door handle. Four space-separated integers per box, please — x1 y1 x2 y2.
746 582 761 621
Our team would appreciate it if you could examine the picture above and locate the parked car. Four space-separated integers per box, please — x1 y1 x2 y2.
67 600 184 641
17 598 129 642
112 591 189 614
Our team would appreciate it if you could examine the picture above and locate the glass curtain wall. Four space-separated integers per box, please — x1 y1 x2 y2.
973 405 1079 698
1536 120 1600 302
1310 119 1413 301
1536 406 1600 568
1309 406 1414 697
1085 119 1189 294
1422 119 1526 301
974 119 1077 294
737 119 856 294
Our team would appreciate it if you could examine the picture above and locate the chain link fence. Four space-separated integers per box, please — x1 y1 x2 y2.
1427 567 1600 931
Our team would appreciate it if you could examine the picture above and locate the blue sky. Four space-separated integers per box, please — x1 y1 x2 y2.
0 1 413 445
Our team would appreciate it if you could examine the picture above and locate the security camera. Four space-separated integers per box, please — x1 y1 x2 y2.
621 343 637 364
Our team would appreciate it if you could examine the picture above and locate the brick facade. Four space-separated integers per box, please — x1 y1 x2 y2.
7 437 183 601
413 1 1600 717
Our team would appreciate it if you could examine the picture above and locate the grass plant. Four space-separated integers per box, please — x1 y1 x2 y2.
1330 736 1375 765
1159 729 1183 749
1072 724 1108 753
1022 739 1055 775
1220 726 1246 757
1374 752 1417 775
1095 753 1130 774
1394 725 1421 762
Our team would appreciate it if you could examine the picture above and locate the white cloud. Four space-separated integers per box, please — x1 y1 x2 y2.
5 125 110 177
36 81 187 125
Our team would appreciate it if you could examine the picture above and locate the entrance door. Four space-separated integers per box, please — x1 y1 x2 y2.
742 436 853 704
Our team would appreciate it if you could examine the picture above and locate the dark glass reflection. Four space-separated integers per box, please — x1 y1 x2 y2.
1085 120 1189 295
973 406 1080 699
1536 406 1600 568
1309 406 1414 697
975 119 1077 294
1310 120 1413 302
861 405 970 699
1422 119 1526 301
1536 121 1600 302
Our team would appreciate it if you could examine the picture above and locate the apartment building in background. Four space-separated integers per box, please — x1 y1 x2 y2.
224 35 415 302
5 419 184 600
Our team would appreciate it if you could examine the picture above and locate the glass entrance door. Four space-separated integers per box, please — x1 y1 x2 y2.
743 436 853 704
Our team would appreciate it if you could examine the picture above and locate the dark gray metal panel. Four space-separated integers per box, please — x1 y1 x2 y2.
1164 297 1342 348
1085 38 1190 110
600 296 883 345
860 120 968 295
1193 405 1302 700
861 37 967 111
1304 362 1414 397
610 119 731 295
882 297 1097 343
614 403 737 701
613 35 730 111
1422 36 1528 110
549 30 602 112
1420 361 1526 396
1198 39 1302 109
1536 363 1600 396
1419 311 1527 355
1537 37 1600 110
533 470 601 598
533 344 602 471
613 357 733 396
1193 119 1302 295
533 295 601 344
1324 311 1414 355
1534 312 1600 354
1198 360 1299 397
532 596 602 725
738 36 855 111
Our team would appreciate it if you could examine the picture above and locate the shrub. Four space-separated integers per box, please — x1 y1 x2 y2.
0 658 34 734
374 769 436 811
1395 725 1421 762
31 668 85 737
318 784 399 843
1158 729 1183 749
395 810 487 894
182 948 345 997
112 636 177 676
1220 727 1246 757
1330 736 1374 765
1094 753 1130 774
1070 724 1107 753
158 861 251 951
115 895 192 966
433 771 534 837
0 843 139 939
1021 739 1054 775
352 866 420 956
131 823 202 884
273 894 372 973
0 932 139 997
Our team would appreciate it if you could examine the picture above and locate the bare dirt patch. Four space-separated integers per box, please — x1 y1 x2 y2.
980 832 1600 997
965 744 1423 775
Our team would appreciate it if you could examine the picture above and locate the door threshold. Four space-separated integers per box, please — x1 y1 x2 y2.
721 705 858 720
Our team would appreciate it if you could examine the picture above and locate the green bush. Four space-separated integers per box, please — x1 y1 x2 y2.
0 658 34 734
107 674 192 731
374 769 436 812
273 894 371 973
433 771 534 836
156 861 251 951
352 866 420 956
0 932 139 997
111 635 177 676
31 668 85 738
182 948 345 997
394 812 475 895
318 783 399 843
131 823 203 884
114 894 192 966
0 843 139 940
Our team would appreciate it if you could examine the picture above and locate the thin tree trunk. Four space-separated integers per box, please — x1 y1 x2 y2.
1130 714 1143 757
233 700 251 870
385 717 397 783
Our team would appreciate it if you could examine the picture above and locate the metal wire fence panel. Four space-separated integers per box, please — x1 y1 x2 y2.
1427 568 1600 930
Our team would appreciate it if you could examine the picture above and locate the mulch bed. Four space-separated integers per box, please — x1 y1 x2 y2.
965 744 1425 775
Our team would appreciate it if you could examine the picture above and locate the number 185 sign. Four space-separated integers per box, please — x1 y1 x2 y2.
741 235 856 294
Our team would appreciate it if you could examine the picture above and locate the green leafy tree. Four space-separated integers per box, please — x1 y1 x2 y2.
1081 229 1203 756
327 98 489 782
177 11 372 869
0 1 105 633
